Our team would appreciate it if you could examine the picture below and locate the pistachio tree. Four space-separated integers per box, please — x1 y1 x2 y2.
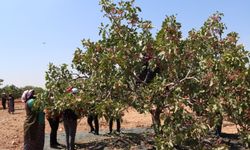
37 0 250 149
72 0 153 120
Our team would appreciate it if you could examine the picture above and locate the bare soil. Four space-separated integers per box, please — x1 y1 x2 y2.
0 99 239 150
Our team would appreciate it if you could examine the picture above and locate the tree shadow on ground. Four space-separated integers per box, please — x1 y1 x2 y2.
76 132 155 150
201 132 246 150
60 130 247 150
220 132 239 139
219 133 245 150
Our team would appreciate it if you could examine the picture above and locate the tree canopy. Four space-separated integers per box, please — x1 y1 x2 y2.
37 0 250 149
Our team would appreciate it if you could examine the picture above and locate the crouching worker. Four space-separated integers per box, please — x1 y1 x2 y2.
23 89 45 150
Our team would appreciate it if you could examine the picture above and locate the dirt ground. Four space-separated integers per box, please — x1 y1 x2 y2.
0 99 238 150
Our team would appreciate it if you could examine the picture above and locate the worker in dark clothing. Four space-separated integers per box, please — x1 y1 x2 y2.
137 54 160 84
45 93 61 148
46 108 61 148
109 116 121 134
87 113 99 135
1 93 7 109
62 87 79 150
8 94 15 114
63 109 78 150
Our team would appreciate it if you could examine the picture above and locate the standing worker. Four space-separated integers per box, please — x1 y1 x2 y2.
23 89 45 150
45 93 61 148
1 93 7 109
8 93 15 114
87 103 99 135
109 117 121 134
63 87 78 150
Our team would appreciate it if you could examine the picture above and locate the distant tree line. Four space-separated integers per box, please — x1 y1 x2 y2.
0 79 3 86
0 84 44 99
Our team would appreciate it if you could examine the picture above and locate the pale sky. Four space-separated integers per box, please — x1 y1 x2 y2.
0 0 249 88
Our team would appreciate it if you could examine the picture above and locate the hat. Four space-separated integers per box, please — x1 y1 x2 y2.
71 88 78 94
27 89 35 99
